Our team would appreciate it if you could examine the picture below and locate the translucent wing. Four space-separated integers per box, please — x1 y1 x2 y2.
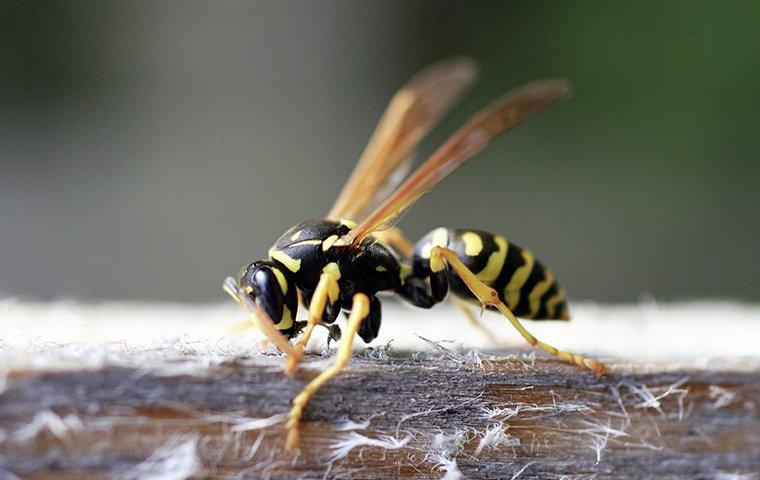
342 79 573 247
327 58 478 221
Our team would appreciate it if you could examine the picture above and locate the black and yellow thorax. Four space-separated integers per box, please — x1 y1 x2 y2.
268 219 409 303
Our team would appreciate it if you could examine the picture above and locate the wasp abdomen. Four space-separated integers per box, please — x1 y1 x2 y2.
412 228 569 320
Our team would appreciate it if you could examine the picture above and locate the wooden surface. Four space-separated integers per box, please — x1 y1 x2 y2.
1 350 758 479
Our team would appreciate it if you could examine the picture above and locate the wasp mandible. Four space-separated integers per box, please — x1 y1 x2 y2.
223 59 603 450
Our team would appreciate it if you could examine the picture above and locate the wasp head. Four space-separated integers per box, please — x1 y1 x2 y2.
223 260 302 338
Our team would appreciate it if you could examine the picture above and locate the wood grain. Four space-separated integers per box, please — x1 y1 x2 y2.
1 351 758 479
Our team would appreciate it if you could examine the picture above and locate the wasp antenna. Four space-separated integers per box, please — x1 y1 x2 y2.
223 276 244 306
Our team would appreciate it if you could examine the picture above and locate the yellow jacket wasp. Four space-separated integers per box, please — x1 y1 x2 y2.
223 58 604 450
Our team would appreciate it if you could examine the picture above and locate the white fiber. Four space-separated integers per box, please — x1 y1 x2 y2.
122 435 202 480
13 411 83 443
715 473 759 480
432 454 464 480
430 429 469 455
328 431 411 462
337 413 384 431
630 377 690 415
473 422 519 457
0 469 22 480
708 385 736 410
511 461 536 479
229 413 287 433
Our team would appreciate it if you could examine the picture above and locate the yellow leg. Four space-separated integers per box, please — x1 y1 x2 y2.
285 273 340 374
248 306 303 373
224 276 302 372
452 297 507 347
219 318 257 341
450 295 494 340
286 293 370 450
431 247 604 374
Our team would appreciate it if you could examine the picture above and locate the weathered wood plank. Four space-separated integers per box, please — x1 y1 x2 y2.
1 351 758 479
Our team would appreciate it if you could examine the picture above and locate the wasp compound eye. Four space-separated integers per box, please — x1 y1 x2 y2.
239 261 299 338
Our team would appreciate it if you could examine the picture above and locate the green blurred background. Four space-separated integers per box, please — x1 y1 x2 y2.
1 1 758 303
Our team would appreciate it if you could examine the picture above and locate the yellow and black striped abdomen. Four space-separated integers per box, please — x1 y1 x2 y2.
414 228 569 320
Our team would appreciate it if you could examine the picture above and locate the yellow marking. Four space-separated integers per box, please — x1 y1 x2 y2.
430 252 446 273
291 239 322 247
269 249 301 272
399 263 412 283
421 228 448 259
506 291 519 310
505 249 535 293
477 235 507 283
323 262 341 281
272 268 288 295
339 219 357 228
461 232 484 256
528 270 555 317
322 235 339 251
545 288 566 319
274 304 294 331
290 229 303 241
244 285 253 294
375 265 387 272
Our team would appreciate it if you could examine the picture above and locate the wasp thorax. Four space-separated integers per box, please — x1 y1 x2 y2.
266 219 356 284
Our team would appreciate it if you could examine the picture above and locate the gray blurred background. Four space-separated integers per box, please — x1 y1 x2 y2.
1 1 758 303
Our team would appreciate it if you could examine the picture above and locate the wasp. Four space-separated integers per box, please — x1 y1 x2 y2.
223 58 604 450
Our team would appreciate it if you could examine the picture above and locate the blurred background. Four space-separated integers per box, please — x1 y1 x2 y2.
1 1 758 303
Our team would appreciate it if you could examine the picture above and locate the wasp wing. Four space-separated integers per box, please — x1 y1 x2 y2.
341 79 573 247
327 58 477 221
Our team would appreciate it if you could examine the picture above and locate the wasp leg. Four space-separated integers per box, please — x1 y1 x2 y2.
223 318 257 338
430 246 604 374
246 305 304 374
451 296 507 347
286 273 341 374
396 276 437 308
286 293 371 451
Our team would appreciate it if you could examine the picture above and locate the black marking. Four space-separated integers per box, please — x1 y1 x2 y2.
448 229 496 274
536 282 558 318
494 240 525 293
514 261 546 318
